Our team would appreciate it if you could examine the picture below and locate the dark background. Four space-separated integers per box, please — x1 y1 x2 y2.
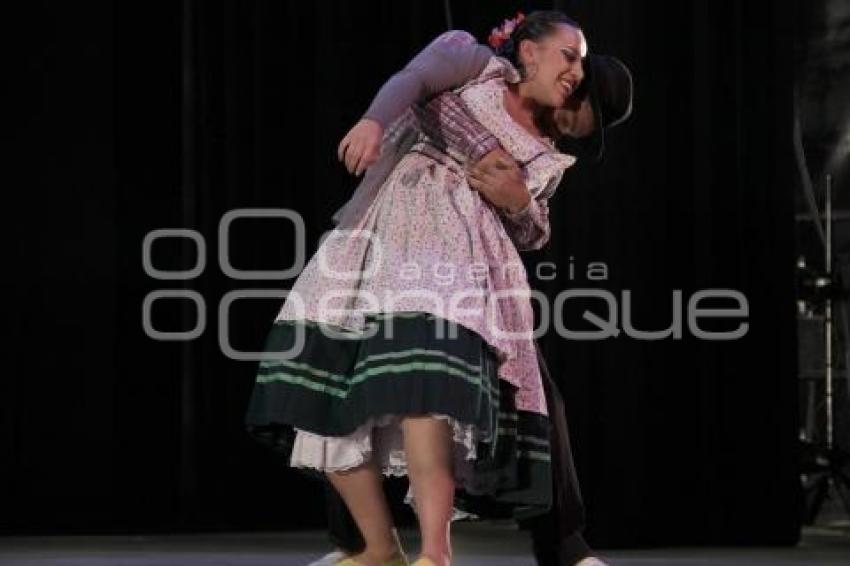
4 0 808 548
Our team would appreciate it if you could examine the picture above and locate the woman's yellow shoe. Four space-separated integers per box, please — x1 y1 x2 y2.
335 553 409 566
410 558 438 566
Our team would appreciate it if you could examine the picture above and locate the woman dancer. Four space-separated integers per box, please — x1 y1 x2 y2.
245 11 587 566
315 36 632 566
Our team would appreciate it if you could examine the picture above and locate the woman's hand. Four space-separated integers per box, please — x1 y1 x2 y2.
337 118 383 176
466 149 531 214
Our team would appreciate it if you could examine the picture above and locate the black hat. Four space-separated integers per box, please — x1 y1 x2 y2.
559 54 633 162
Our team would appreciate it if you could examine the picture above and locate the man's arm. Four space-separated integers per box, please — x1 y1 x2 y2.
339 30 552 251
362 30 493 129
339 31 492 175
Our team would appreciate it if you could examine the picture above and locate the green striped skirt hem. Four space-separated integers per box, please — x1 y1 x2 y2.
243 311 552 519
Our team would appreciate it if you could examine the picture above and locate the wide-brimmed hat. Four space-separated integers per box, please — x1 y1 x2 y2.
558 53 633 161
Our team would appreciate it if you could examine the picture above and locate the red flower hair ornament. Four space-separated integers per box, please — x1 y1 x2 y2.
487 11 525 50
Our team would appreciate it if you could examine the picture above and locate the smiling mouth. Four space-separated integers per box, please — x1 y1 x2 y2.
559 78 575 97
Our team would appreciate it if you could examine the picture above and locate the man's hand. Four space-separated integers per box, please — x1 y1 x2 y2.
338 118 383 176
466 148 531 213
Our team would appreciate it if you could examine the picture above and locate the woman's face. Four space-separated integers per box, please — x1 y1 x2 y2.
519 24 586 109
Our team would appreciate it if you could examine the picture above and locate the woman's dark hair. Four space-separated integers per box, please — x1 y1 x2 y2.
495 10 581 77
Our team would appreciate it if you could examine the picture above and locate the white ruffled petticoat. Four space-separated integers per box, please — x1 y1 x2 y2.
290 414 484 483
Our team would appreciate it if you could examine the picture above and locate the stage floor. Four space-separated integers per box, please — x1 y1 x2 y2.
1 522 849 566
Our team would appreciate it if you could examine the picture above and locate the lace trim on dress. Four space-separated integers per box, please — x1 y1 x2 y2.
289 413 490 487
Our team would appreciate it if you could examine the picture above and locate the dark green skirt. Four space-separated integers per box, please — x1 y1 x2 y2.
244 311 552 520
